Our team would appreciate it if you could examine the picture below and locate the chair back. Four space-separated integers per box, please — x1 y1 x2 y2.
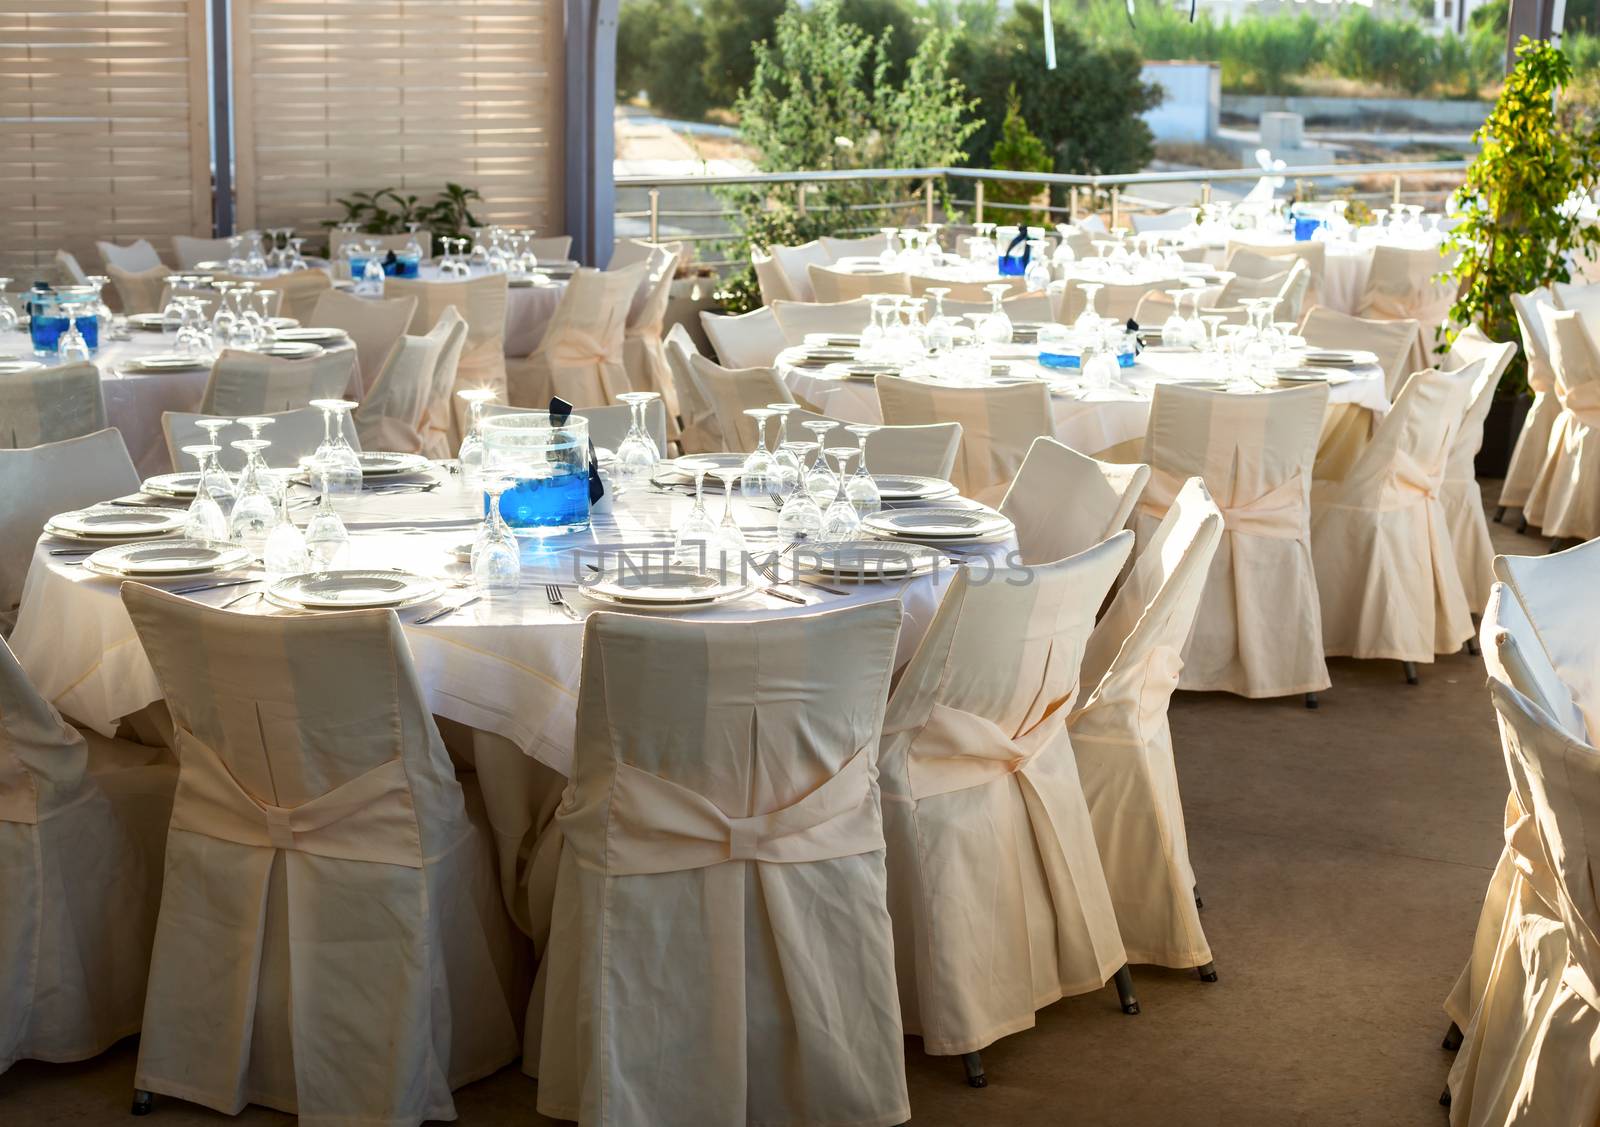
622 248 685 416
786 408 961 479
688 354 793 450
0 361 107 449
106 263 173 315
1357 243 1458 330
355 312 457 453
0 428 136 620
938 292 1051 322
1492 538 1600 738
908 275 1025 302
261 270 333 323
1225 239 1327 297
96 239 163 273
535 263 646 406
1512 288 1559 393
664 323 721 452
383 274 510 401
54 249 89 284
164 406 360 473
610 237 680 272
1298 305 1424 398
418 307 470 459
769 298 873 345
820 233 890 260
751 248 796 305
0 635 91 824
808 264 908 304
1001 436 1150 566
307 289 418 394
1541 307 1600 411
1483 581 1590 743
876 373 1052 502
525 235 573 262
171 234 243 270
700 306 786 370
1443 330 1517 481
1055 277 1184 323
199 347 358 416
1336 365 1474 512
770 241 831 302
1130 208 1196 233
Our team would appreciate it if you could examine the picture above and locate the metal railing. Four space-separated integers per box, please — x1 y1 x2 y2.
614 160 1471 272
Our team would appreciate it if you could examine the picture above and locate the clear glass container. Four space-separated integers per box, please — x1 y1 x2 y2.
481 412 591 538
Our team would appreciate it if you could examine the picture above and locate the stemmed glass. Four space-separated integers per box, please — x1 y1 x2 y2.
56 308 92 362
614 391 660 487
1202 313 1228 355
471 467 522 594
740 408 777 501
1182 286 1207 346
309 399 362 498
672 459 719 568
195 419 238 505
776 442 824 542
287 237 307 271
0 278 16 333
878 228 900 269
252 291 277 347
1161 290 1189 346
861 295 891 352
924 287 954 355
228 439 278 553
800 420 838 502
263 487 308 577
818 448 862 542
1075 282 1104 336
844 424 881 516
303 460 350 568
181 445 230 542
765 403 802 493
708 467 746 574
1024 239 1052 293
979 284 1013 347
457 388 497 484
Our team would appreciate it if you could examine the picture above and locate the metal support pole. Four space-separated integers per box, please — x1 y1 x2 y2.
648 189 660 242
924 179 935 225
797 184 807 217
1068 186 1077 223
1201 182 1212 206
974 181 984 225
209 0 233 236
1110 187 1121 230
1393 175 1403 208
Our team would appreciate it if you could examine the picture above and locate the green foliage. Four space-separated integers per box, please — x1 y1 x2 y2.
953 2 1160 178
1326 12 1436 95
326 184 482 243
985 88 1053 227
701 0 790 109
1444 38 1600 391
616 0 713 119
717 0 980 312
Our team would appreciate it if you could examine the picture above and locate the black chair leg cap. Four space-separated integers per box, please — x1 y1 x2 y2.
1494 506 1506 523
1443 1021 1463 1051
1440 1087 1452 1107
1304 691 1319 709
1121 999 1141 1015
961 1051 987 1088
1466 636 1480 657
131 1091 154 1116
1404 662 1420 686
1198 962 1219 983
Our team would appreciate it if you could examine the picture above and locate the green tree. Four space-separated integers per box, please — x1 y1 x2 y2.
838 0 922 91
985 88 1053 227
701 0 788 109
953 2 1161 177
617 0 712 119
1444 38 1600 388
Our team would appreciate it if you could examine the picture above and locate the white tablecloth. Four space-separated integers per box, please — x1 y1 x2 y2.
1199 232 1446 316
781 344 1389 459
11 469 993 777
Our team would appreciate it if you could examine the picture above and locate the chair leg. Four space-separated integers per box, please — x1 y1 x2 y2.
1113 964 1140 1014
1194 885 1204 910
1197 961 1219 982
1403 661 1419 685
1304 691 1319 710
1517 514 1529 534
1440 1086 1452 1107
131 1090 154 1116
1442 1020 1463 1051
1466 635 1480 657
961 1051 987 1088
1494 505 1506 523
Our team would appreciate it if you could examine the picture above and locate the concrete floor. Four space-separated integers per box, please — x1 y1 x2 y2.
0 501 1548 1126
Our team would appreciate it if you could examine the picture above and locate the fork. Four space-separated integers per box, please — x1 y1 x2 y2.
752 557 850 597
545 583 580 620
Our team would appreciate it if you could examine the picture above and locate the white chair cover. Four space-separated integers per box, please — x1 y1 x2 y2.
54 249 89 284
1226 240 1327 304
198 347 359 417
121 584 523 1126
1552 280 1600 339
1500 288 1561 510
699 306 787 370
519 263 646 408
879 536 1133 1055
415 308 469 459
609 237 679 271
1357 244 1459 337
307 288 418 395
876 374 1053 504
355 312 456 453
622 245 685 426
171 234 245 270
1524 309 1600 540
165 406 360 474
384 275 510 409
1217 259 1312 322
1311 366 1477 662
1072 478 1224 969
1000 436 1151 566
1440 329 1518 611
808 264 909 303
535 603 910 1126
0 428 137 630
664 324 722 453
1223 246 1291 280
1298 305 1427 400
0 636 175 1075
1492 537 1600 738
97 239 163 273
770 241 831 302
1130 208 1197 233
106 263 173 315
1138 383 1329 697
1055 278 1184 324
820 233 889 260
521 235 572 262
0 362 107 449
751 248 796 306
483 401 668 458
786 408 962 479
769 298 874 345
261 269 333 324
688 354 794 451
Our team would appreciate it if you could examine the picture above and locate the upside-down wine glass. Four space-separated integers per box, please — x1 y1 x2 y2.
740 408 777 501
844 424 881 516
471 466 522 594
708 466 746 575
1074 282 1104 336
227 439 278 554
194 418 238 505
818 448 862 543
924 287 954 355
303 460 350 569
765 403 802 494
614 391 660 487
56 308 92 362
0 278 16 333
182 445 230 542
263 487 308 577
800 420 838 502
672 458 719 569
309 399 362 498
457 388 498 485
979 283 1013 347
776 442 824 542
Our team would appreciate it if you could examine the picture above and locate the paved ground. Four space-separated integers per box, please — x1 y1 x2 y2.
1 495 1547 1126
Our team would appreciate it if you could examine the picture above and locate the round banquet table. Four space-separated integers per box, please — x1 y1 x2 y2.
11 468 1001 780
779 342 1390 463
0 328 360 479
1197 231 1446 316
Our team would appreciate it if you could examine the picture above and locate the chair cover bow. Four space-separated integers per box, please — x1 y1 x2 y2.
888 701 1064 801
1140 465 1308 540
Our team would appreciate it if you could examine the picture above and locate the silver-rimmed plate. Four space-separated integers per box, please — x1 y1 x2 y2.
582 567 754 607
803 333 863 349
793 540 941 580
141 471 203 498
654 452 747 486
1275 368 1330 383
1302 348 1378 368
273 326 348 344
268 316 300 331
267 569 441 610
872 474 958 502
123 353 210 373
843 363 898 382
862 507 1012 540
128 312 168 332
261 341 324 360
84 539 252 578
803 348 857 363
355 452 432 477
46 507 190 539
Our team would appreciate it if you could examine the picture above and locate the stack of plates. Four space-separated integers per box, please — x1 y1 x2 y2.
83 539 251 579
123 353 210 374
842 362 897 382
260 341 324 360
803 333 862 349
274 326 347 345
44 506 189 543
582 568 753 609
861 506 1014 545
268 316 300 331
141 471 203 498
128 312 168 332
872 474 958 502
795 540 940 581
1302 348 1378 368
803 347 856 364
356 452 431 477
652 452 746 488
0 359 44 375
1275 368 1331 384
267 570 441 611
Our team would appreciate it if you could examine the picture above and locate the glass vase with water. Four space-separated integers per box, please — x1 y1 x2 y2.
481 412 592 538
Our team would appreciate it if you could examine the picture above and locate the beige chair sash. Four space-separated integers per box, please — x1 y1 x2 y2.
890 700 1062 801
171 730 423 868
1140 464 1308 540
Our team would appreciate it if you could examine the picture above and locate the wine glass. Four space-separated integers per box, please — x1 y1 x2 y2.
818 448 862 543
614 391 660 487
471 469 522 594
56 308 92 362
1161 290 1189 347
776 442 825 542
877 228 900 269
765 402 802 494
1024 239 1052 292
263 488 308 577
1075 282 1104 335
708 466 746 574
979 284 1013 347
1182 286 1207 347
309 398 362 498
227 439 278 554
457 388 497 484
672 458 719 569
844 424 881 516
1202 314 1228 355
924 287 954 355
303 462 350 569
800 420 838 502
740 408 777 501
181 445 230 542
0 278 16 333
194 418 238 504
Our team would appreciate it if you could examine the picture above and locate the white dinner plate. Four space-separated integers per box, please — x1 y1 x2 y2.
46 507 190 539
124 353 210 373
862 507 1012 540
656 452 747 483
0 359 45 375
268 316 300 331
260 341 324 360
84 539 252 578
1275 368 1330 383
803 348 857 363
1302 348 1378 368
355 452 432 477
843 363 897 382
128 312 168 332
268 570 441 610
872 474 958 502
803 333 863 349
141 471 203 498
795 540 941 580
273 326 347 344
583 567 754 607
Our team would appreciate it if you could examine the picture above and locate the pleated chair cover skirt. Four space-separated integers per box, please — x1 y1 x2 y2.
1138 383 1330 697
878 537 1133 1056
1438 330 1517 612
120 586 522 1127
1500 290 1560 511
1524 309 1600 540
537 603 910 1127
